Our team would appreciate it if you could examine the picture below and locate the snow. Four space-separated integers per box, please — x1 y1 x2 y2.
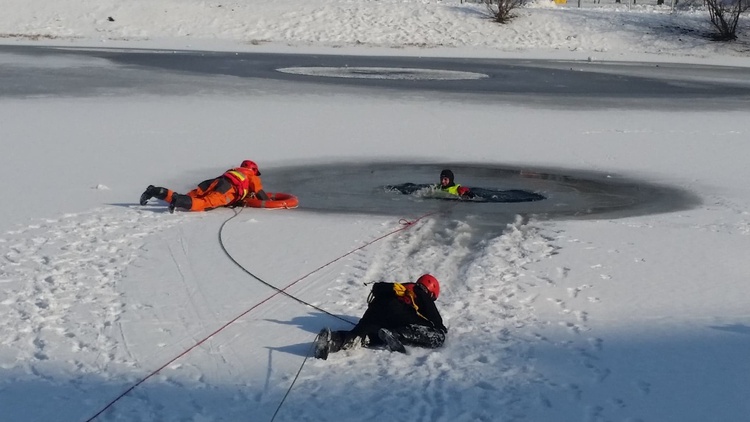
1 1 749 421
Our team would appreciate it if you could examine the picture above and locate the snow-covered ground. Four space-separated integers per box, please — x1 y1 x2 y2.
2 0 749 63
1 1 749 421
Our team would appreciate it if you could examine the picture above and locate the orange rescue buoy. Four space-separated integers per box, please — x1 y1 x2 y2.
243 192 299 209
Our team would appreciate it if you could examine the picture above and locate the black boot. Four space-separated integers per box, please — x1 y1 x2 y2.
314 328 332 360
378 328 406 354
392 325 446 349
169 194 192 213
140 185 168 206
139 185 155 205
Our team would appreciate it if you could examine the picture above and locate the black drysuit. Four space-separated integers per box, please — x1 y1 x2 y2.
333 282 448 351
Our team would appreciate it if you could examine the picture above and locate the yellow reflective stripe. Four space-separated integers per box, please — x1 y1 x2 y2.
227 170 248 200
227 170 246 181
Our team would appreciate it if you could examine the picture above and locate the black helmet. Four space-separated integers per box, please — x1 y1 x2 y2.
440 169 454 184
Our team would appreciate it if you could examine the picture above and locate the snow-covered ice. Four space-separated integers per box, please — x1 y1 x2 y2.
1 1 749 421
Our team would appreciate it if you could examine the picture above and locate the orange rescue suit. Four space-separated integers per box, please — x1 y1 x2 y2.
164 167 263 211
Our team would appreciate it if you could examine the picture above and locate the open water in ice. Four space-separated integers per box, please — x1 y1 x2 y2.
263 161 700 230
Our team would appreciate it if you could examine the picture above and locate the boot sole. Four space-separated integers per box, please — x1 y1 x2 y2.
314 328 331 360
378 329 406 354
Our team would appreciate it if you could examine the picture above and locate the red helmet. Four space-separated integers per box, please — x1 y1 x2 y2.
240 160 261 176
416 274 440 300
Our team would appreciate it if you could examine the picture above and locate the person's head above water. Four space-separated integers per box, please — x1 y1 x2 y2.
440 169 455 187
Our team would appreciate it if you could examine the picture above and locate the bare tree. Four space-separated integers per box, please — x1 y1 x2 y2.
704 0 749 40
484 0 528 24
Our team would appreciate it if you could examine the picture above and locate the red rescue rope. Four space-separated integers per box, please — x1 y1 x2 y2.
83 208 443 422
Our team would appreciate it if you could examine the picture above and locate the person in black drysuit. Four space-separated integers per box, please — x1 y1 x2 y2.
314 274 447 360
437 169 475 199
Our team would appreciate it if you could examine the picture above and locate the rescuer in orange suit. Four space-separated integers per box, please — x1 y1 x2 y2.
139 160 270 213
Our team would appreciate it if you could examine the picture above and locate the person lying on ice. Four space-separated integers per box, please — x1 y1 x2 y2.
139 160 270 213
437 169 474 199
314 274 447 360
